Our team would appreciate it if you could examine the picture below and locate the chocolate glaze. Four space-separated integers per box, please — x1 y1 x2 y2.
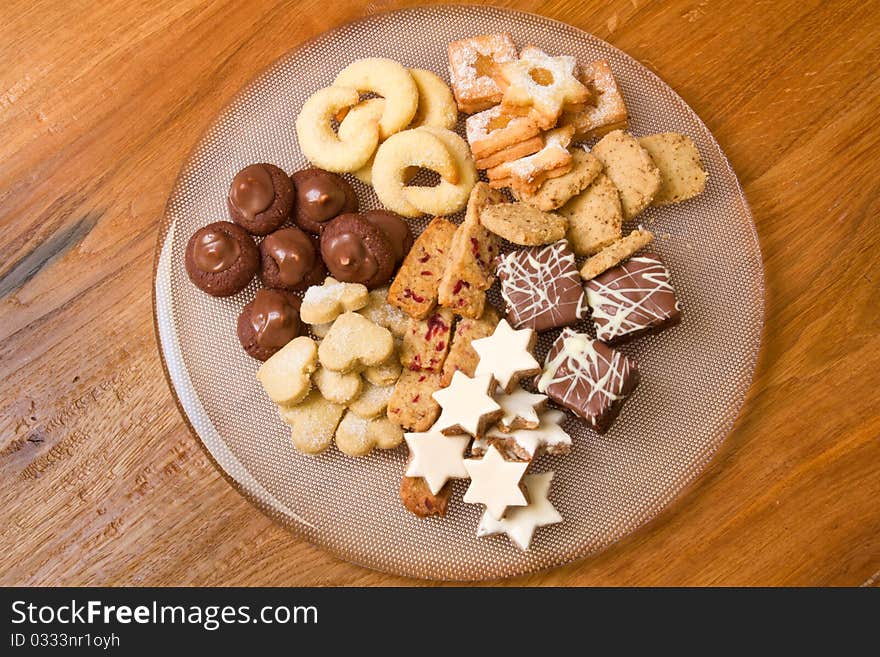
536 329 639 434
261 228 315 287
229 164 275 222
291 168 357 233
192 229 240 273
249 289 301 349
363 209 414 264
322 232 379 283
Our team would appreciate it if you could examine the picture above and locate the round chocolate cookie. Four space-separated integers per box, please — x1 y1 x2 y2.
227 163 295 236
362 209 414 265
185 221 259 297
237 288 303 361
258 226 326 291
291 168 358 234
320 213 395 289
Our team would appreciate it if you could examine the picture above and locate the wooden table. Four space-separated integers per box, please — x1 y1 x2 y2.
1 0 878 587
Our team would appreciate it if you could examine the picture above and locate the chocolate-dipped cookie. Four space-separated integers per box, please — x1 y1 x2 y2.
320 213 395 289
363 209 414 265
185 221 259 297
291 168 358 234
237 289 303 361
258 226 326 291
227 163 295 236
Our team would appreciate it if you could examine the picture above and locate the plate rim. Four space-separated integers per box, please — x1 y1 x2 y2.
151 3 766 582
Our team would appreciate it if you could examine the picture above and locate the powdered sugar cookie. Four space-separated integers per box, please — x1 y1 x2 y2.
280 390 346 455
318 312 394 373
256 336 318 405
560 60 628 142
466 104 542 159
486 126 574 195
334 411 404 456
300 277 369 325
313 367 362 405
347 381 395 419
357 287 409 338
447 33 518 113
333 57 419 140
496 46 590 128
295 86 380 173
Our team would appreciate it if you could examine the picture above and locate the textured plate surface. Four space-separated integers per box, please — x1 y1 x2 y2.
153 5 764 580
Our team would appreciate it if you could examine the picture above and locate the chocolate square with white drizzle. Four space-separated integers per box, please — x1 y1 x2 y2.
585 253 681 345
496 240 588 332
536 329 639 434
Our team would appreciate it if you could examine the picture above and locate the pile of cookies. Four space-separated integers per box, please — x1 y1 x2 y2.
295 58 476 218
183 32 711 552
256 278 410 457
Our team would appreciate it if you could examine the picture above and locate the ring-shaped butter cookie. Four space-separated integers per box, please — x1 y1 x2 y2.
371 129 459 218
295 86 380 173
333 58 419 140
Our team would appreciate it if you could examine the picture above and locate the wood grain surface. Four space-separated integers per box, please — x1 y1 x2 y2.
1 0 878 587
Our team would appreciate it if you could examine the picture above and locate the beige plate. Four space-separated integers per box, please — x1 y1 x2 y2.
153 6 764 580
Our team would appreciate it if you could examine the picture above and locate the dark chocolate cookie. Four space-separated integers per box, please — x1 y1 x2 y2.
258 226 326 291
320 213 395 289
362 209 414 265
185 221 259 297
237 288 303 361
291 168 358 234
227 163 295 236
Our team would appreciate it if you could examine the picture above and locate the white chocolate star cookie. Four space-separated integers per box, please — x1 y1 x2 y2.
477 471 562 550
496 387 548 432
404 430 470 495
432 371 502 437
473 409 571 461
472 319 541 393
462 444 529 520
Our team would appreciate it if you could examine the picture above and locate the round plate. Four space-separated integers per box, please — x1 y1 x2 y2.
153 5 764 580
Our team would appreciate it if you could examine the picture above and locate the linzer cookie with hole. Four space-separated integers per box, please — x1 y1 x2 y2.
387 369 443 431
494 46 590 129
388 216 457 319
437 183 502 318
466 104 543 160
399 308 455 372
447 33 518 113
560 60 629 142
496 240 588 332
